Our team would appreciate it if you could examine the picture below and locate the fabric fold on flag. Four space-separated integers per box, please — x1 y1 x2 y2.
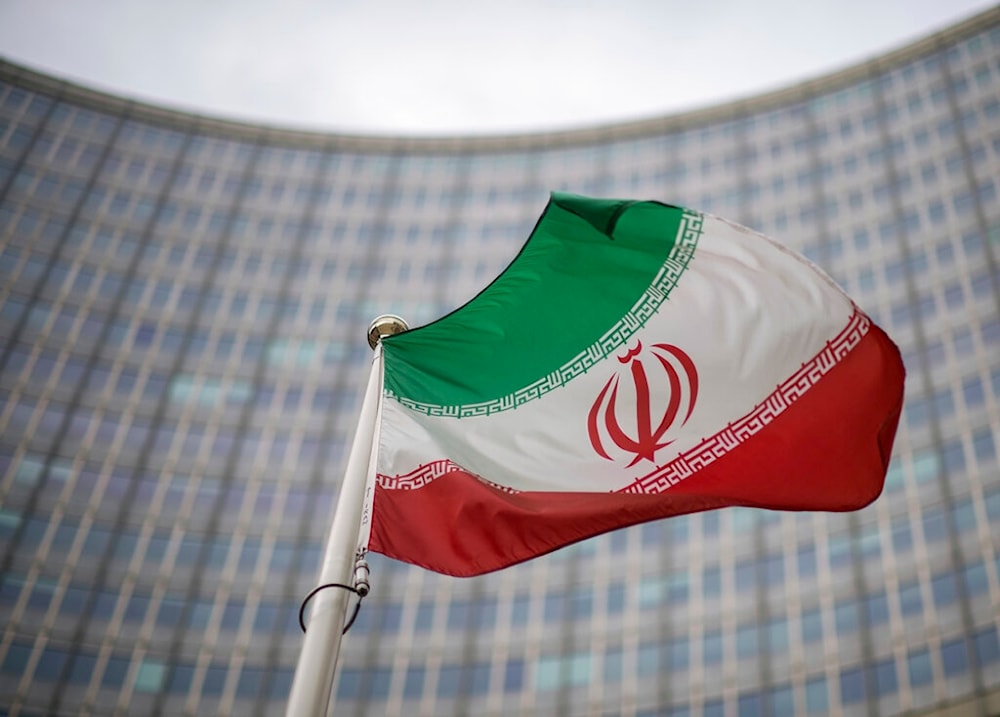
368 193 905 577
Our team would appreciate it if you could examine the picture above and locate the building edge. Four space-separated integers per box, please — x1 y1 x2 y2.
0 5 998 154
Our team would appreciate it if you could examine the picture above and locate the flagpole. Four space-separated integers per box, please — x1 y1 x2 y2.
285 315 408 717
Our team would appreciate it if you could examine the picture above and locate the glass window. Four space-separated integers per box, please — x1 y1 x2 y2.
922 509 947 542
667 639 689 670
736 626 758 658
769 685 793 715
2 642 32 675
134 658 166 693
102 656 129 688
941 639 969 677
735 561 756 591
414 601 434 631
891 518 912 553
366 666 391 700
767 619 789 651
268 668 293 702
67 653 97 685
252 603 276 632
835 600 858 632
872 658 898 697
763 555 783 584
607 582 625 613
403 666 425 699
237 667 264 699
931 573 958 606
805 676 827 713
703 631 723 664
157 597 184 626
797 545 816 577
973 430 995 462
907 649 933 686
704 699 724 717
604 646 623 682
336 668 362 699
503 660 523 692
35 646 68 681
738 692 761 717
801 608 823 643
963 562 988 595
866 592 890 625
637 643 659 676
703 566 721 598
898 581 923 616
974 628 999 666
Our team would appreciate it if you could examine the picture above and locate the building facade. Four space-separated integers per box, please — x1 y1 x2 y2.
1 8 998 716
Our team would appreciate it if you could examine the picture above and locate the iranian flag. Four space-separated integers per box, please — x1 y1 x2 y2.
366 193 904 577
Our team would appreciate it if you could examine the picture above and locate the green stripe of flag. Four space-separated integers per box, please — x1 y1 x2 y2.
382 194 689 409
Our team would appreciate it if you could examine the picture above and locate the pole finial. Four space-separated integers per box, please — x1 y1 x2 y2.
367 314 409 349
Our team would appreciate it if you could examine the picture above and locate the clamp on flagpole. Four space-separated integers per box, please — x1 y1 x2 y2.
285 315 408 717
297 549 370 634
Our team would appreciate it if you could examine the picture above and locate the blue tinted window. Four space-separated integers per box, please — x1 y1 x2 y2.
503 660 523 692
736 626 758 658
449 599 472 628
769 685 793 715
866 592 889 625
892 519 912 553
157 597 184 626
899 582 922 615
840 667 865 703
69 653 98 685
932 573 958 606
738 692 761 717
703 566 721 597
922 509 947 542
667 639 689 670
404 666 424 699
941 639 969 676
604 647 623 682
908 649 933 686
704 699 724 717
973 430 995 462
802 609 823 642
805 676 827 712
638 643 658 675
369 666 391 699
437 665 461 697
36 646 68 681
237 667 263 699
704 631 723 664
963 562 988 595
607 582 625 613
735 561 756 591
336 668 362 699
102 656 129 688
974 628 999 665
202 664 227 696
875 659 898 696
797 545 816 576
509 595 530 626
767 619 789 651
834 601 858 632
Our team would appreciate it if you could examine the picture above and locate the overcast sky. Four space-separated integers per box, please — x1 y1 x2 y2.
0 1 995 136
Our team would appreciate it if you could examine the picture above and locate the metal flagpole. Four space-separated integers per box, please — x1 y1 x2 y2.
285 315 408 717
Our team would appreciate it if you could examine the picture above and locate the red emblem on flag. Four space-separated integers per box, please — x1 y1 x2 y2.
588 341 699 467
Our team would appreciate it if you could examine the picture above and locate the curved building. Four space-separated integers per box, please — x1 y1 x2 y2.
1 8 999 716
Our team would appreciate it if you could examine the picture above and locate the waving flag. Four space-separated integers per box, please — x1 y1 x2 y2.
367 193 904 577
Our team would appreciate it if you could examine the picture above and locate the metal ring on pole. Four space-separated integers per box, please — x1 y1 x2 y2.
298 583 362 634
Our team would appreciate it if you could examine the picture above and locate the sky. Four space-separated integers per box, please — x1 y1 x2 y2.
0 0 996 136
